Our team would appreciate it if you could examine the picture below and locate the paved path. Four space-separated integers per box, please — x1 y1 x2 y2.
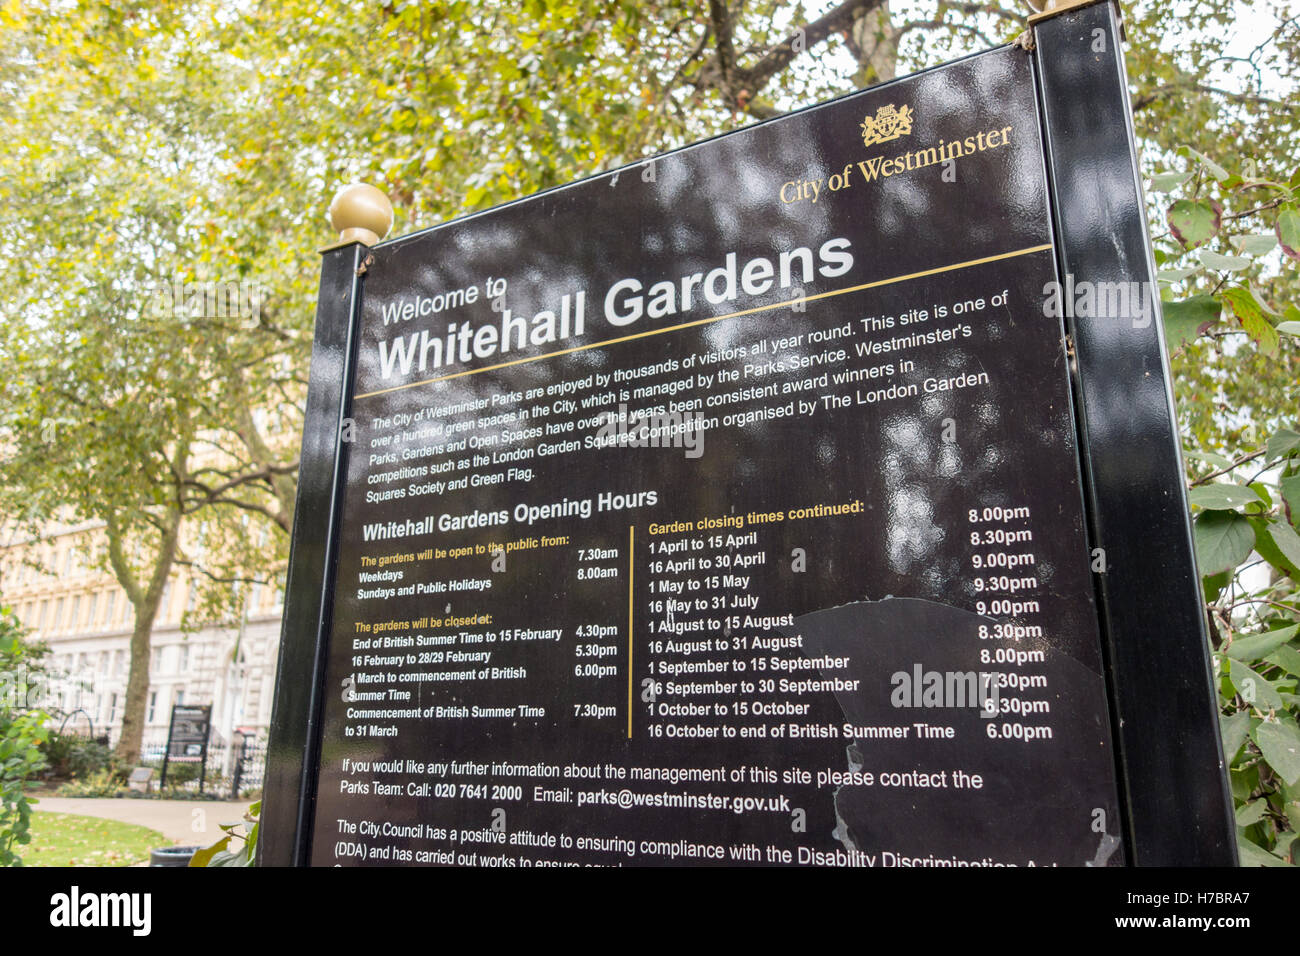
32 796 254 846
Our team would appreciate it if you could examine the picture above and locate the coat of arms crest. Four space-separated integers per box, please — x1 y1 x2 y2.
860 104 914 148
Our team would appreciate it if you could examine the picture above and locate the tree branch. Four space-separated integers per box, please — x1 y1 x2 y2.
732 0 885 94
1132 80 1289 114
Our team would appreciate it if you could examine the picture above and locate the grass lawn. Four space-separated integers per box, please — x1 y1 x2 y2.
21 812 167 867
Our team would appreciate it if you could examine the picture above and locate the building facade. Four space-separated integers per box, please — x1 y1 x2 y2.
0 518 283 755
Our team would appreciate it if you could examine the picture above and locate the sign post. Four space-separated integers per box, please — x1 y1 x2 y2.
160 704 211 794
263 0 1235 867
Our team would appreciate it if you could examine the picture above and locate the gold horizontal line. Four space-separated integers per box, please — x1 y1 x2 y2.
352 243 1052 400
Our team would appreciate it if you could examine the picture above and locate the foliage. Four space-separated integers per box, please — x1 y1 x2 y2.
0 606 49 866
55 769 126 799
190 799 260 867
0 0 1295 866
1152 137 1300 864
40 732 113 781
0 712 47 867
0 0 300 765
22 811 166 867
160 760 205 788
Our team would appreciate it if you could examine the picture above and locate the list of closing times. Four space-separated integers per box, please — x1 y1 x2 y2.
307 47 1124 866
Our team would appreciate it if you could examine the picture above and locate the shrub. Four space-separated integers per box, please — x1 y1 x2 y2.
41 732 112 781
55 769 126 798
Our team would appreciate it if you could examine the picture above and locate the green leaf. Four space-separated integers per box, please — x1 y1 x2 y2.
1162 295 1219 351
1221 709 1251 762
1203 568 1231 602
188 836 231 867
1236 836 1291 867
1227 625 1299 662
1282 475 1300 522
206 846 252 867
1183 448 1233 470
1279 321 1300 336
1235 798 1268 827
1267 429 1300 462
1249 282 1282 317
1157 266 1202 282
1251 516 1300 578
1179 145 1230 182
1231 762 1259 803
1167 198 1222 247
1266 517 1300 571
1228 658 1286 711
1278 207 1300 263
1221 286 1279 355
1199 249 1251 271
1232 233 1277 256
1150 171 1191 192
1187 482 1261 510
1267 645 1300 679
1249 482 1274 509
1253 719 1300 785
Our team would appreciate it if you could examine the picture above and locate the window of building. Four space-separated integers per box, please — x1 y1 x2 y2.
53 597 65 631
179 644 191 674
113 650 125 677
62 548 72 577
70 595 81 631
151 647 162 674
104 590 116 625
87 592 98 626
107 693 117 725
37 600 47 630
147 691 157 724
174 687 185 706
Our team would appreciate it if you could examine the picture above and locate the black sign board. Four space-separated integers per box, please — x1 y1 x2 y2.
264 1 1235 866
161 703 211 792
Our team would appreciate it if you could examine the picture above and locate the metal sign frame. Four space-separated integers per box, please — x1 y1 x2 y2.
262 0 1236 867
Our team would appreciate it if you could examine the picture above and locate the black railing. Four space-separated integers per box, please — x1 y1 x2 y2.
137 728 267 798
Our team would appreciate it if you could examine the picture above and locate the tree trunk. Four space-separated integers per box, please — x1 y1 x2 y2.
851 2 900 87
106 500 183 768
233 396 297 533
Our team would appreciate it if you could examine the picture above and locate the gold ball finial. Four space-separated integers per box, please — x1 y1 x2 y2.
328 184 394 246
